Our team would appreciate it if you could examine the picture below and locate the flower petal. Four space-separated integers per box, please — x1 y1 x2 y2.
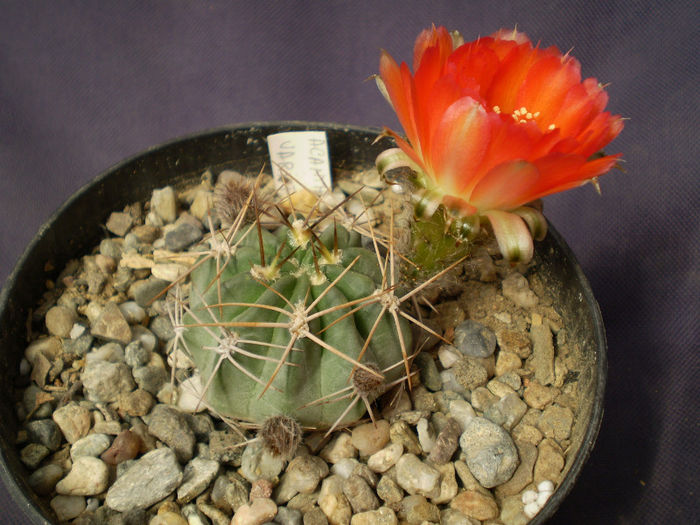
517 54 582 126
379 51 420 152
483 210 534 263
469 160 540 211
429 98 491 194
514 206 547 241
413 25 453 71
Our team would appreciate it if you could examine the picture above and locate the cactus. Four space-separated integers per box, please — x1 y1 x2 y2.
179 210 415 430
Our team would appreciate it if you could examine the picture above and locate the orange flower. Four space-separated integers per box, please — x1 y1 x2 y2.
376 26 624 261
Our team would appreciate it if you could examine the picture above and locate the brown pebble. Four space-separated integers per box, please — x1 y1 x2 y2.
101 429 142 465
249 478 273 500
428 418 462 464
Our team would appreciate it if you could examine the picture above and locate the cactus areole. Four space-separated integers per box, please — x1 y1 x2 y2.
182 219 413 428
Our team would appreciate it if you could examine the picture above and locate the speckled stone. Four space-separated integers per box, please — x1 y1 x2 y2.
459 417 519 488
105 448 183 512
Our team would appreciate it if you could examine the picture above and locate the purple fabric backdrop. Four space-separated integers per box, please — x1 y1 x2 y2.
1 1 697 523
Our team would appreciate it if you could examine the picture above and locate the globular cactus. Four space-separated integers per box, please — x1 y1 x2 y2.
180 214 413 430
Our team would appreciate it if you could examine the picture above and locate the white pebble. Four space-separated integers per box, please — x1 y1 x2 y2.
367 442 403 473
177 374 206 413
70 323 86 339
415 418 435 453
448 399 476 431
537 490 552 506
330 457 359 479
538 479 554 493
438 345 460 368
524 501 540 518
521 489 538 504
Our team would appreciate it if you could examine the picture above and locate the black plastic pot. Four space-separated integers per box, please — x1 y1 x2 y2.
0 122 606 524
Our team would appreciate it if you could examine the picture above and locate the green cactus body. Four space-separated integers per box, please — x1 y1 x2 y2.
182 221 412 428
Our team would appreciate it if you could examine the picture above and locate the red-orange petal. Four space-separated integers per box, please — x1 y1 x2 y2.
429 98 491 193
469 160 540 210
516 55 581 126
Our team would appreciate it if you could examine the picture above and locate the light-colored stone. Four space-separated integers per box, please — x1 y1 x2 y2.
91 301 132 344
50 494 86 521
177 457 220 503
231 497 277 525
52 402 91 443
351 420 390 456
367 442 403 473
459 417 519 488
395 454 440 497
70 433 112 459
105 448 183 511
56 456 109 496
350 506 397 525
152 186 178 223
320 432 357 464
45 306 77 338
318 474 352 525
450 490 499 520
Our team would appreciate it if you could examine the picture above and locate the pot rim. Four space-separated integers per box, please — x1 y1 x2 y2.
0 121 606 524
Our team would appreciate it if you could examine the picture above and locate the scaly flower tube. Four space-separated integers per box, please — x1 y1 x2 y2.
376 26 624 262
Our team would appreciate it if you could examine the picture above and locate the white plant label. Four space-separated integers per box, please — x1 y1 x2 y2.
267 131 332 195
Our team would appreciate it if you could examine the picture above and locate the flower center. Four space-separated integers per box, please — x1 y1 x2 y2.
493 105 556 131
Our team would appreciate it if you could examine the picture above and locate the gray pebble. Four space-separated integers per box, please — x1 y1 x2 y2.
132 365 168 395
484 392 528 431
105 448 183 511
63 333 94 356
147 404 196 463
26 419 62 451
414 352 442 392
86 341 125 364
165 222 203 251
28 463 64 496
50 494 86 522
210 474 249 514
209 430 246 466
124 341 151 368
71 433 112 459
342 474 380 513
118 301 147 324
274 506 302 525
131 277 169 308
181 504 210 525
82 361 135 403
132 324 157 353
459 417 519 488
150 314 175 341
453 320 496 358
177 457 221 503
99 238 123 258
20 443 51 469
